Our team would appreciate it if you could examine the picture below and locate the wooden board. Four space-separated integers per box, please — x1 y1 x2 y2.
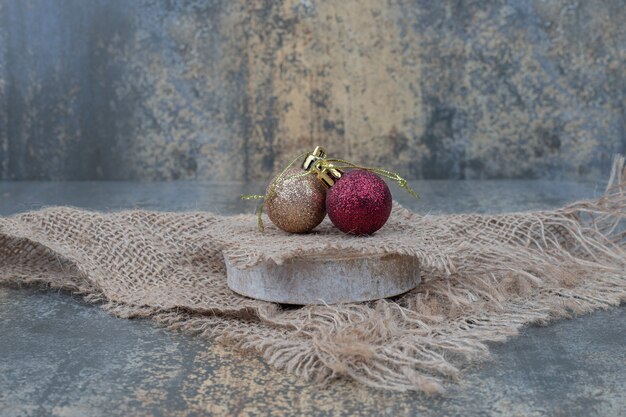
225 254 421 305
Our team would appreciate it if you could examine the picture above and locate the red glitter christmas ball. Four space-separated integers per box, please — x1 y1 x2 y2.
326 170 393 235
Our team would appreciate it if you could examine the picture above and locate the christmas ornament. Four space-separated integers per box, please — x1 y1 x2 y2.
326 170 393 235
242 146 418 234
264 167 327 233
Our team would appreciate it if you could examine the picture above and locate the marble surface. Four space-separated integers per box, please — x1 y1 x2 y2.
1 0 625 181
0 179 624 416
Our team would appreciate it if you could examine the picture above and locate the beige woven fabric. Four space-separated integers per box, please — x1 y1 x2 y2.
2 159 626 393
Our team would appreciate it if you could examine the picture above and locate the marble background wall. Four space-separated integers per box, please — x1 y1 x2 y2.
1 0 624 181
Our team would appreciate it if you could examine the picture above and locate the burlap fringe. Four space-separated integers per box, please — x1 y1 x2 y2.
1 157 625 394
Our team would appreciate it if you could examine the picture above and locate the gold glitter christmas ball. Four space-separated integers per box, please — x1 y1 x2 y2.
265 167 327 233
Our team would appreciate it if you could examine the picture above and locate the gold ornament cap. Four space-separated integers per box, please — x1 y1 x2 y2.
302 146 342 188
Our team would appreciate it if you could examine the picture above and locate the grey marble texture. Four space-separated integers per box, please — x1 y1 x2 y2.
0 180 624 417
1 0 625 181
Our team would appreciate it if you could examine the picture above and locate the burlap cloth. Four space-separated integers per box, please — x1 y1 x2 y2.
2 159 626 393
